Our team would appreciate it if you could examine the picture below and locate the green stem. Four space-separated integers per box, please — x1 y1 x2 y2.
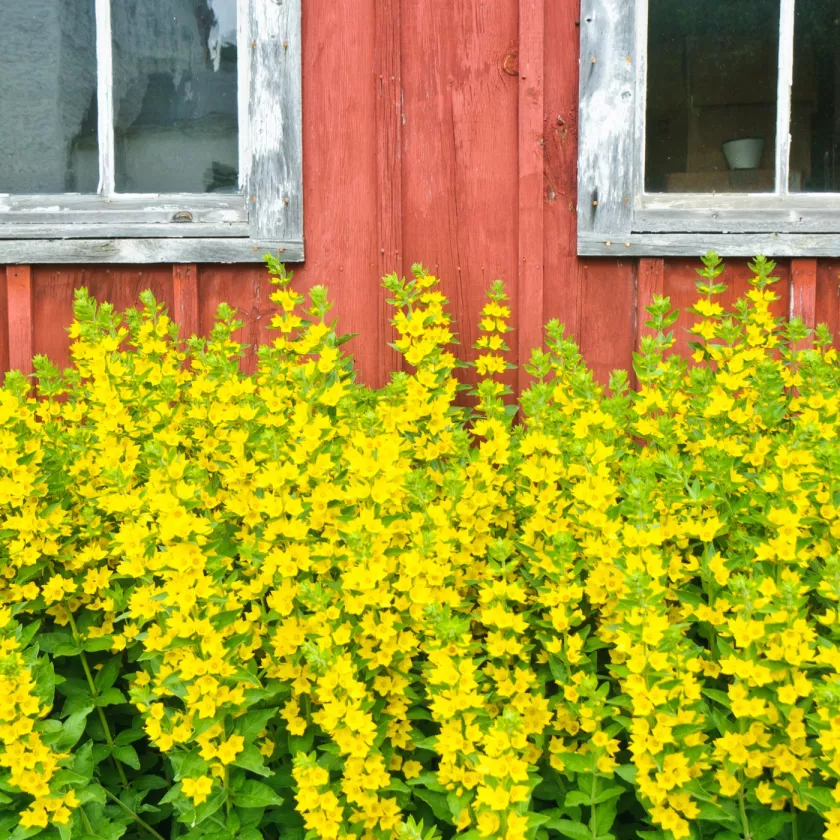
738 786 751 840
590 770 598 840
791 802 798 840
103 788 167 840
80 805 95 834
65 606 130 788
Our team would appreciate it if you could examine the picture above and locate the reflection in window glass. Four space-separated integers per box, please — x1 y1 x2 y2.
112 0 239 194
646 0 780 193
790 0 839 191
0 0 98 194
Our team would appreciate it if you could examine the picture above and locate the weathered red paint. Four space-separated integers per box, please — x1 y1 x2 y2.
2 0 840 386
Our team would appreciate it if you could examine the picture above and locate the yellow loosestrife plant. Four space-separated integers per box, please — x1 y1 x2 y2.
1 254 840 840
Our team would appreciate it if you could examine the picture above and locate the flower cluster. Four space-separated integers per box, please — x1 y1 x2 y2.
1 253 840 840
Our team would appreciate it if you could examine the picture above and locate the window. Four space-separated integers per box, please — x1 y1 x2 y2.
577 0 840 256
0 0 302 263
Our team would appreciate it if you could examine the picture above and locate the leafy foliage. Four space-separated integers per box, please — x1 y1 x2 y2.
1 253 840 840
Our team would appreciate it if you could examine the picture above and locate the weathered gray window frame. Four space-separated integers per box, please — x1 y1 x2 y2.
578 0 840 257
0 0 302 264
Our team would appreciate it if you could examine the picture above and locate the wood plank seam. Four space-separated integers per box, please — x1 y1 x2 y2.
375 0 403 385
517 0 546 389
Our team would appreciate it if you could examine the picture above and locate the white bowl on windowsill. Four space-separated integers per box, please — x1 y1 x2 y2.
722 137 764 170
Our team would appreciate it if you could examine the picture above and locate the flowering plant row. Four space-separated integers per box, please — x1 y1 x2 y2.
0 253 839 840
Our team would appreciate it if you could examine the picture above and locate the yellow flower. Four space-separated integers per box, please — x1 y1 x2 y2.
216 734 245 765
402 760 423 779
181 777 214 805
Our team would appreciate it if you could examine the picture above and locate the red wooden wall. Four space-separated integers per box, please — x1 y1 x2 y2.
1 1 838 388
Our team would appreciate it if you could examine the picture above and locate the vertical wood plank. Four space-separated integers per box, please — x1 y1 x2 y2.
791 258 818 344
635 257 665 350
543 0 583 346
815 260 840 347
293 0 379 384
375 0 403 385
6 266 34 375
577 259 636 386
401 0 519 390
0 270 8 377
31 267 174 370
172 265 200 340
517 0 546 386
663 259 791 361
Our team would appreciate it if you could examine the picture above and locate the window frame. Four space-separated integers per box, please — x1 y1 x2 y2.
0 0 303 264
577 0 840 257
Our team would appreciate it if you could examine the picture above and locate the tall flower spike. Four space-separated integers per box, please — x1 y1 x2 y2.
472 279 513 422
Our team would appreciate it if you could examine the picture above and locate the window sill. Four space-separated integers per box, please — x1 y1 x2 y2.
578 231 840 258
0 238 304 264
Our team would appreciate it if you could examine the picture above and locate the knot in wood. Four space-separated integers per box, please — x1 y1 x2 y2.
502 49 519 76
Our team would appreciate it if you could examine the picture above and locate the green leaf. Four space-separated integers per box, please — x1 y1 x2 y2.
112 745 141 770
55 707 93 750
191 790 227 826
592 786 626 805
94 657 122 693
447 789 472 820
613 765 636 785
702 688 731 709
750 810 790 840
95 688 126 708
133 775 170 792
564 791 591 807
546 819 592 840
37 631 76 653
232 746 271 777
559 754 593 774
234 708 278 743
77 785 107 806
83 637 114 653
594 797 619 836
413 790 452 824
232 781 285 809
171 750 209 781
114 728 145 747
32 657 56 709
72 741 94 781
288 728 314 757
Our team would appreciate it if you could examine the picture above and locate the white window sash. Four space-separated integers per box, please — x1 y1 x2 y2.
95 0 115 197
774 0 796 197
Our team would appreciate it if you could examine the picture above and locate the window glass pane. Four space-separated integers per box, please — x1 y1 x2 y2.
646 0 780 193
112 0 239 194
0 1 98 194
789 0 838 191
